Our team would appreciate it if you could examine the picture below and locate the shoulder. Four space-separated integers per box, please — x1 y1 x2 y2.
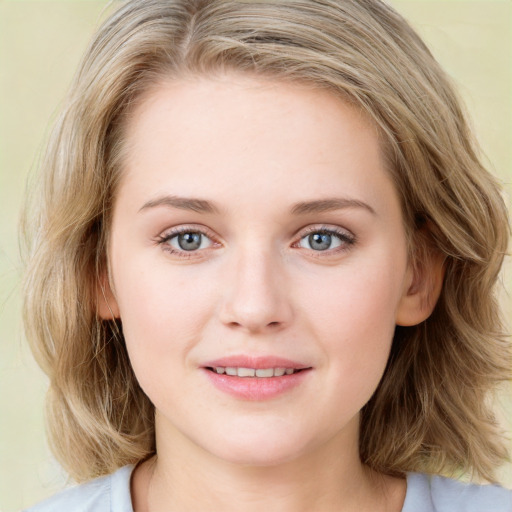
23 465 134 512
403 472 512 512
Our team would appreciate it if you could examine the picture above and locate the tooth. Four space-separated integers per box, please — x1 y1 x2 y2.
285 368 294 375
226 367 237 376
255 368 274 378
215 367 225 374
237 367 255 377
274 368 286 377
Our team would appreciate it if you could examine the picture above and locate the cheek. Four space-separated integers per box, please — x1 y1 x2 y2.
300 278 399 425
298 252 406 379
302 257 404 336
111 258 219 367
112 266 219 410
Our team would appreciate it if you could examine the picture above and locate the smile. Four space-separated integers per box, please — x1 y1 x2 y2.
208 367 300 377
202 357 312 400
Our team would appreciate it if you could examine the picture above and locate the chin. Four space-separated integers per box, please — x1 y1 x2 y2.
200 422 319 468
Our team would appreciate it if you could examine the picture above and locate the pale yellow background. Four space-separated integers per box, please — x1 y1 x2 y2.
0 1 510 510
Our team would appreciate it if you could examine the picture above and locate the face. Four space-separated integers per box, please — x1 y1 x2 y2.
105 75 423 467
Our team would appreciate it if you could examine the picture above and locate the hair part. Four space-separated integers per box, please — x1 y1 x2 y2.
22 0 510 483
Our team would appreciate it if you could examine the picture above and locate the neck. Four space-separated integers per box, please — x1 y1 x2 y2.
131 417 405 512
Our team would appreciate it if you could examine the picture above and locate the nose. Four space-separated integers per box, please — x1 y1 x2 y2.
218 245 293 334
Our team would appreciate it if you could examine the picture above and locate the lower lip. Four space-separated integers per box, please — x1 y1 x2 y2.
203 369 311 401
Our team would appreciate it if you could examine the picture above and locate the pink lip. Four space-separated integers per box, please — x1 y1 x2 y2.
201 355 312 401
203 355 309 370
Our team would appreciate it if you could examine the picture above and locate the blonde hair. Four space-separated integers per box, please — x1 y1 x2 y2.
23 0 510 483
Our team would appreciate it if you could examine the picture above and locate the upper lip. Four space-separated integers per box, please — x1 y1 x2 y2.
202 355 310 370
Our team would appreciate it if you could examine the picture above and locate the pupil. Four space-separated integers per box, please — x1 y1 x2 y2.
309 233 331 250
178 232 201 251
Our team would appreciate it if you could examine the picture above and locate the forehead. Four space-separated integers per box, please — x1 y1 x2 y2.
125 74 379 153
117 74 398 218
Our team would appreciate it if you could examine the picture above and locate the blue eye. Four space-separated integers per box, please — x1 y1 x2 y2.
167 231 213 251
298 230 353 251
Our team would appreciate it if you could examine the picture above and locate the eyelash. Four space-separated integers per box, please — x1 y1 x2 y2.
155 225 219 258
293 226 356 255
155 225 356 259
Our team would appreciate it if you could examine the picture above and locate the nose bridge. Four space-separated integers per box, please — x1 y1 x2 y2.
220 239 291 332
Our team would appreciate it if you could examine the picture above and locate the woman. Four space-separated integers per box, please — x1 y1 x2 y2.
22 1 511 510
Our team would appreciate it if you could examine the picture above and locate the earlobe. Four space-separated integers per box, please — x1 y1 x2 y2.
96 272 120 320
395 249 445 327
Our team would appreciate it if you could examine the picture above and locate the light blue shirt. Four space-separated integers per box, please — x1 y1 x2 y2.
24 465 512 511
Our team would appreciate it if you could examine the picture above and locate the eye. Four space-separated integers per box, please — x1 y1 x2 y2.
156 227 215 255
296 228 355 252
170 232 211 251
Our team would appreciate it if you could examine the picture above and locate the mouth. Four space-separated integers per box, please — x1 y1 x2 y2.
205 366 308 377
201 356 312 400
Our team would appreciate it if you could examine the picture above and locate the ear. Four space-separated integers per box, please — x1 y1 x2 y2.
395 246 445 327
96 271 120 320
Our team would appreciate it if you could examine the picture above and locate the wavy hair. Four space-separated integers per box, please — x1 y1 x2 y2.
22 0 510 483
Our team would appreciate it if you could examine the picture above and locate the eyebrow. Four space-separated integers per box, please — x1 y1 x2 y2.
139 195 220 214
290 198 376 216
139 195 376 216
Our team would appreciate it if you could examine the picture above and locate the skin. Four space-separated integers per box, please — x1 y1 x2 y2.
101 74 442 511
